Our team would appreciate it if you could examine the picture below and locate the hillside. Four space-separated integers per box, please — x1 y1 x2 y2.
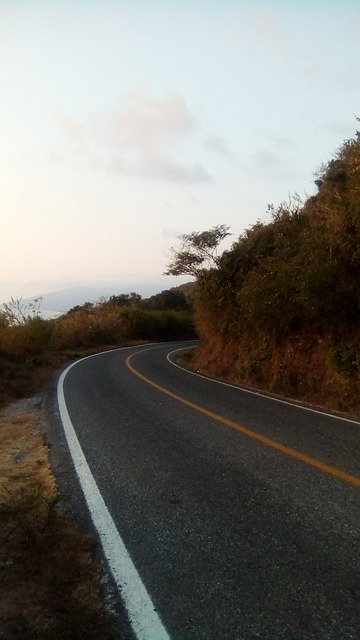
182 133 360 414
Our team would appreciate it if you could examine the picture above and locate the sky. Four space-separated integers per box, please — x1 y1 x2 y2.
1 0 359 301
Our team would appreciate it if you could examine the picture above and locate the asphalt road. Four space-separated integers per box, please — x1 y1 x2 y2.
57 342 360 639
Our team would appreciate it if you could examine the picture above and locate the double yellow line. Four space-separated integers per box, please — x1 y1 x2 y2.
126 352 360 488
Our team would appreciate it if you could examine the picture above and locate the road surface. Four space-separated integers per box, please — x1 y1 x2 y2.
55 342 360 639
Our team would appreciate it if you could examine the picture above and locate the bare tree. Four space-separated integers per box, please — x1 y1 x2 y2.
2 296 43 325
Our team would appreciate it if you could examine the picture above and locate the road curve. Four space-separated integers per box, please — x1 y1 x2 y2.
58 342 360 640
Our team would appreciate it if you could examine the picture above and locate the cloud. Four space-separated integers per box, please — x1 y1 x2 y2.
203 135 234 159
111 82 198 152
262 131 297 149
52 84 212 184
252 148 280 171
302 61 344 85
250 148 301 180
105 84 212 183
51 108 85 146
110 154 212 184
231 9 293 66
255 11 293 64
254 12 359 87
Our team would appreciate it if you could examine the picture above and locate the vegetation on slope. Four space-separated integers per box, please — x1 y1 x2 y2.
0 287 195 407
168 132 360 414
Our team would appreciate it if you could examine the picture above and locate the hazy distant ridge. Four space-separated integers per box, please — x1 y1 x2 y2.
23 282 193 316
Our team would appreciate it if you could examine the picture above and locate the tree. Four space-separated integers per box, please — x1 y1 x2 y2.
165 224 231 277
106 292 141 306
144 289 189 311
67 302 94 315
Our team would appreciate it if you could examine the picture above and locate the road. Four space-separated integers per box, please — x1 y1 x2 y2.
56 342 360 639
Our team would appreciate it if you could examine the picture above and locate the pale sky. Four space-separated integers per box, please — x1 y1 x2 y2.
1 0 359 299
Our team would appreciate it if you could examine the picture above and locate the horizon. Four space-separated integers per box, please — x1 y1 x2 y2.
0 274 193 307
1 1 359 298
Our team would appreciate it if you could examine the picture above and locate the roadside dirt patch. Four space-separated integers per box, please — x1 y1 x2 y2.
0 396 118 640
0 398 54 496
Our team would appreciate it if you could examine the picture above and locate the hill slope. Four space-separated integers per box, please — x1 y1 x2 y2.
192 134 360 414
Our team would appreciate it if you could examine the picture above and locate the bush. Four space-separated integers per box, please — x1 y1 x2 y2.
0 318 53 359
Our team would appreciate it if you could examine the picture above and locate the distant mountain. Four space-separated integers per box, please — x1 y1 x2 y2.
28 286 124 314
24 281 194 317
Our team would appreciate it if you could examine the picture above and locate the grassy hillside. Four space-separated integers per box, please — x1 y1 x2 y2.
190 134 360 414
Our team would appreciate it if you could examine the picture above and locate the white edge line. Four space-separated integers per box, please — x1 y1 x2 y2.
167 347 360 427
57 345 171 640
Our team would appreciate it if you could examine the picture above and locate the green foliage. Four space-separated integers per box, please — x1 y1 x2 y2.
105 292 142 307
66 302 94 315
142 288 190 312
119 307 195 341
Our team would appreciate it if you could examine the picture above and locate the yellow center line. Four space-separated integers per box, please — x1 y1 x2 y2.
126 352 360 488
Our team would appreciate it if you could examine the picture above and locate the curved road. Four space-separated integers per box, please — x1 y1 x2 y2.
57 342 360 639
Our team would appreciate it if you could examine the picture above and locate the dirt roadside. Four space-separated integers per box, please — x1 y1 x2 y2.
0 394 122 640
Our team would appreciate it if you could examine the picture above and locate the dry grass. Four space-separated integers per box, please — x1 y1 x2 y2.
0 409 55 494
176 340 360 417
0 402 118 640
